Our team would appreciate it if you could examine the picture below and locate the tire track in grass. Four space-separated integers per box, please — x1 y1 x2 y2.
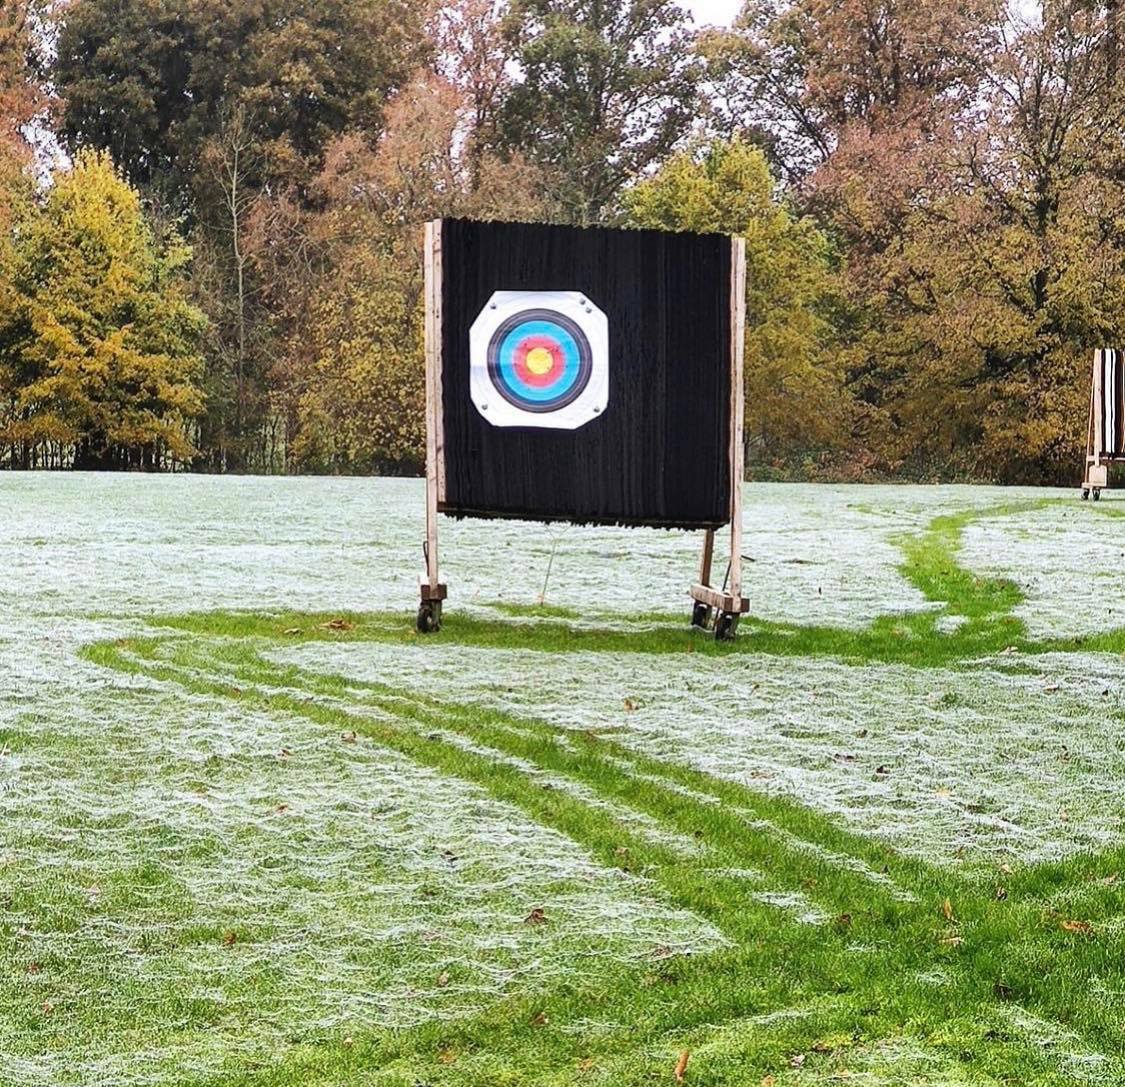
79 499 1125 1085
89 633 1122 1086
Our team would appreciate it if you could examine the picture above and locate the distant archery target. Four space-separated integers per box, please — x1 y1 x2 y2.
469 291 608 429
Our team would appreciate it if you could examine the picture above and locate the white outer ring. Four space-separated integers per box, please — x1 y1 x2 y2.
468 290 609 429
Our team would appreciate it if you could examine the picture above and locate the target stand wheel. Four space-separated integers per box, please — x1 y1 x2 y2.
713 611 739 642
1082 489 1090 500
691 601 713 630
416 600 442 634
1094 488 1102 501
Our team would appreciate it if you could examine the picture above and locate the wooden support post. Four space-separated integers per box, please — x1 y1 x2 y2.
728 235 747 604
421 219 448 623
690 236 749 631
1085 348 1109 494
698 528 715 586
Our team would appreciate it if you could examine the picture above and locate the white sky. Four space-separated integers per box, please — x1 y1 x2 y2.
683 0 742 28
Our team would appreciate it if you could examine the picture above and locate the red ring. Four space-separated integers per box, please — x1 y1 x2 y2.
513 336 565 388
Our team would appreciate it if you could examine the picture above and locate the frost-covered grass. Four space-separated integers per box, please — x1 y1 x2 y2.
7 474 1125 1085
961 499 1125 639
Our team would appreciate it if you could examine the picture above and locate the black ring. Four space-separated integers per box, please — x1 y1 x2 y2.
486 308 594 413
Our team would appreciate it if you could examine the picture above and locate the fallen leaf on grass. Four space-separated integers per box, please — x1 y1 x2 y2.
282 627 302 636
340 730 357 743
222 930 237 947
1060 919 1094 936
320 618 355 631
1100 873 1120 886
436 971 450 988
939 935 963 946
674 1049 690 1082
438 1047 457 1065
941 898 955 922
524 907 548 925
26 962 40 975
790 1053 805 1068
760 1078 776 1087
624 698 638 712
530 1011 549 1027
578 1057 595 1072
1044 684 1060 693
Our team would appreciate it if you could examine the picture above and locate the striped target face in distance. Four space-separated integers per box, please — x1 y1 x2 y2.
469 291 608 429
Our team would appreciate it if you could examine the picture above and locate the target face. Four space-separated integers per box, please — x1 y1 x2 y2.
469 291 608 428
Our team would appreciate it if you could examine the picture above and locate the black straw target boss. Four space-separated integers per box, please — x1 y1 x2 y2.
418 218 749 639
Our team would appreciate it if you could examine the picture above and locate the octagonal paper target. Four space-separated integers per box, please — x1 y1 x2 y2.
469 291 608 428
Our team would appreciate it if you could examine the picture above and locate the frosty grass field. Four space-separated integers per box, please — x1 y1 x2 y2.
7 476 1125 1086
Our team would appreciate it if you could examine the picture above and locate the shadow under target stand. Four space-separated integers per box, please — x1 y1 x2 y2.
1082 347 1124 501
418 217 749 639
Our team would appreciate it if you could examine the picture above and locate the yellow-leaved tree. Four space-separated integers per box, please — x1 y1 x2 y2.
292 238 426 474
624 138 849 469
1 150 206 469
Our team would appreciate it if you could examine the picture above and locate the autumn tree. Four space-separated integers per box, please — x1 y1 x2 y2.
431 0 515 185
275 71 547 474
499 0 704 223
834 2 1125 481
50 0 428 469
0 0 41 468
0 151 206 469
625 138 848 464
52 0 427 203
704 0 1000 182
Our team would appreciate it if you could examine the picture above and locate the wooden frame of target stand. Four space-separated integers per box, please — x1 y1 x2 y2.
1082 347 1114 500
688 235 750 639
419 219 749 638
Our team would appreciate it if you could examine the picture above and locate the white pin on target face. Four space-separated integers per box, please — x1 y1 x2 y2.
468 291 609 429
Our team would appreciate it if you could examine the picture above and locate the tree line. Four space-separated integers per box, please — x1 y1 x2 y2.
0 0 1122 482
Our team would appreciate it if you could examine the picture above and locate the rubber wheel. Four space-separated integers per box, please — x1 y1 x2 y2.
1094 489 1102 501
691 602 711 629
1082 489 1090 501
416 602 441 634
713 611 737 642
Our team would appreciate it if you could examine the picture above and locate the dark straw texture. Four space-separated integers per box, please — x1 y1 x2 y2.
439 218 733 529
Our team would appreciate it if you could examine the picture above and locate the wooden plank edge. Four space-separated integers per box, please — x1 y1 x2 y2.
690 584 750 613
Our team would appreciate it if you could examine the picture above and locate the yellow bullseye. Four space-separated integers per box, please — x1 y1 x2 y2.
525 346 553 375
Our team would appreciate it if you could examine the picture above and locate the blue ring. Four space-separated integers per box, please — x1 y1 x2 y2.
496 320 581 402
486 308 593 412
